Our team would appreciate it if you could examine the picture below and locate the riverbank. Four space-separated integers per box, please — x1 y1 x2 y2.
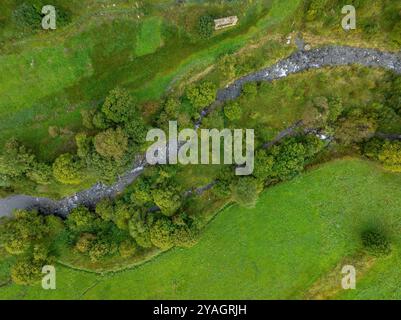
1 45 401 217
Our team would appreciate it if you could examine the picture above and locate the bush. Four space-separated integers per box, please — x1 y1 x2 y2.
75 233 96 253
102 87 135 124
26 162 52 185
231 177 261 208
13 3 42 30
88 240 112 262
11 259 42 285
151 184 182 216
378 141 401 172
119 239 138 258
129 211 154 248
224 101 242 121
150 217 175 249
52 153 84 185
242 82 258 99
94 127 128 159
67 206 98 233
186 82 217 110
198 15 214 39
361 229 391 256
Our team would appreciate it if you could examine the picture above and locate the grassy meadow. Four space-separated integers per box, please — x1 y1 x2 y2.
2 159 401 299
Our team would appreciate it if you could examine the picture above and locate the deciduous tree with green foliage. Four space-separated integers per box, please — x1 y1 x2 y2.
102 87 135 124
94 127 128 159
224 101 242 121
186 82 217 110
378 141 401 172
53 153 84 185
231 177 261 208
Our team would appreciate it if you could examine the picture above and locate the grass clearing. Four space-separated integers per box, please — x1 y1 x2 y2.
2 158 401 299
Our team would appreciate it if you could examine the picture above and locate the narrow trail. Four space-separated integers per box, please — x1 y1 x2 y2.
1 45 401 217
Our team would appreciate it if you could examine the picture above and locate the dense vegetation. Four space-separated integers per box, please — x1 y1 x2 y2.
3 159 401 299
0 0 401 297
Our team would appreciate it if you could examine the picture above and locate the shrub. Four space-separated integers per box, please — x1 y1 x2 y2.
119 239 138 258
224 101 242 121
242 82 258 99
94 127 128 159
186 82 217 110
151 184 182 216
26 162 52 185
361 229 391 256
378 141 401 172
150 217 175 249
75 233 96 253
13 3 42 30
67 206 98 233
88 240 112 262
129 211 154 248
198 15 214 39
231 177 261 208
0 139 35 178
102 87 135 124
174 225 198 248
52 153 84 185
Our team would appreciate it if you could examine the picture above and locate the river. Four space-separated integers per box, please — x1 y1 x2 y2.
1 45 400 217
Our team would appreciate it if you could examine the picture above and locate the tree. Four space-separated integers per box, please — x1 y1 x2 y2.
0 139 35 178
212 166 235 198
12 3 42 30
92 111 110 129
231 177 261 208
253 150 274 181
224 101 242 121
174 225 198 248
102 87 135 123
241 82 258 99
151 183 182 216
123 117 147 144
53 153 84 185
150 217 175 249
130 179 153 205
198 15 214 39
1 210 48 255
67 206 98 233
75 133 92 159
94 127 128 159
11 258 42 285
378 141 401 172
129 211 154 248
119 239 138 258
361 229 391 256
26 162 52 185
95 198 114 222
75 233 96 253
112 202 132 230
186 82 217 110
335 110 377 145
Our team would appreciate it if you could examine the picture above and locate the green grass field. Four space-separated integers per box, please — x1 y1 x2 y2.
0 0 294 160
2 158 401 299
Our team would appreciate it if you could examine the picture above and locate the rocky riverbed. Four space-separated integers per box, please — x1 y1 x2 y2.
1 45 400 217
